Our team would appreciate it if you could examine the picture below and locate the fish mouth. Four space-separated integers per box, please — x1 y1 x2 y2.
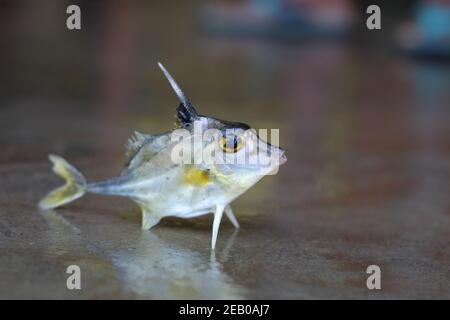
278 150 287 166
264 150 286 175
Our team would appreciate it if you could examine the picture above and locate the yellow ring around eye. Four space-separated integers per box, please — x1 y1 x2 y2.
219 136 244 153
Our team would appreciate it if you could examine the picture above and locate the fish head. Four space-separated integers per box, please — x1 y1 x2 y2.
159 62 286 194
201 119 287 177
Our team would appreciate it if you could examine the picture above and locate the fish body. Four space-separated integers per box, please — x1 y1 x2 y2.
39 63 286 249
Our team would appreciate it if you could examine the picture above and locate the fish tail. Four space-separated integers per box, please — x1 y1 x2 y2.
38 154 86 210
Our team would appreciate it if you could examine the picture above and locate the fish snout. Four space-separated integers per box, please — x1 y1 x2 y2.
277 148 287 165
269 145 286 166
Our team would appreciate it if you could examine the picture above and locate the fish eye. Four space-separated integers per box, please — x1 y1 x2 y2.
219 134 244 153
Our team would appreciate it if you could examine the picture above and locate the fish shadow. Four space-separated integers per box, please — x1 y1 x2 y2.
40 209 246 299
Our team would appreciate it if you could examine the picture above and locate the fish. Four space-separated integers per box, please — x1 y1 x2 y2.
38 62 287 249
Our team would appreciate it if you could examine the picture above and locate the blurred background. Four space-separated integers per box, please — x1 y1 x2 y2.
0 0 450 299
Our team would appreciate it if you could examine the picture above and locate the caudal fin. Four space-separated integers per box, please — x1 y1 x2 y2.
39 154 86 210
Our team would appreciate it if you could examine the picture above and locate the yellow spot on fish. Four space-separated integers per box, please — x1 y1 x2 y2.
185 167 210 186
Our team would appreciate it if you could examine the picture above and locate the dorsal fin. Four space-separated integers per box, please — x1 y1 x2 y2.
125 131 148 165
121 132 171 175
158 62 199 127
